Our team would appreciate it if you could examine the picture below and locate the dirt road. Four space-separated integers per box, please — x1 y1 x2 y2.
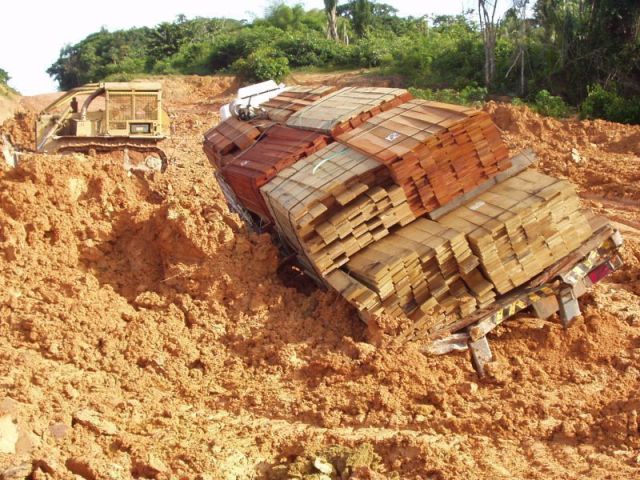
0 75 638 479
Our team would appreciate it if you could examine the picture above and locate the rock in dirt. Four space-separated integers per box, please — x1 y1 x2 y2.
570 148 583 164
49 422 70 440
313 457 334 475
131 453 168 478
458 381 479 395
0 415 19 454
0 464 33 479
72 409 118 435
65 457 98 480
1 134 17 168
33 457 61 475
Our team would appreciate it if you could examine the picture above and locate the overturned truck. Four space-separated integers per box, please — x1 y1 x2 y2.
203 81 624 375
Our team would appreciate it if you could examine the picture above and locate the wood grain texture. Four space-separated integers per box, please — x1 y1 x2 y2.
286 87 412 135
341 217 495 331
261 85 339 123
203 117 273 168
261 142 415 276
437 170 593 293
338 99 511 216
221 125 330 221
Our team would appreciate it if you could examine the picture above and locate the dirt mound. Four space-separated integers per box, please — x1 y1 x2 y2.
0 91 19 125
0 111 37 151
0 77 639 479
484 102 640 202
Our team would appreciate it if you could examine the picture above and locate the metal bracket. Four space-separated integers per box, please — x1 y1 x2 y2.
531 294 559 319
611 230 624 247
468 334 493 377
557 286 581 328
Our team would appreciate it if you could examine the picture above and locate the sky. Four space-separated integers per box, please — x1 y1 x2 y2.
0 0 495 95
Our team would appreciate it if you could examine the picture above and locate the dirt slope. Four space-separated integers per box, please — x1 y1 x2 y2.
0 75 639 479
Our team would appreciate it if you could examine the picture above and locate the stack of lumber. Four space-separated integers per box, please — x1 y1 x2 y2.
261 85 339 122
203 117 274 168
221 125 330 221
437 170 593 294
338 99 511 216
286 87 412 136
261 143 415 275
325 269 385 319
344 218 495 326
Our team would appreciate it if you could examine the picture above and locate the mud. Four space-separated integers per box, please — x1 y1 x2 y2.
0 75 639 479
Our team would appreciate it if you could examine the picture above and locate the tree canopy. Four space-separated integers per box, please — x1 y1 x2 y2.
0 68 9 86
46 0 640 123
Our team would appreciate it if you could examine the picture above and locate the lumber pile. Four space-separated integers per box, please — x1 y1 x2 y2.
204 85 604 339
286 87 412 136
437 170 593 293
261 85 339 122
261 143 415 275
221 125 330 221
325 269 385 319
338 99 511 216
203 117 274 168
343 218 495 327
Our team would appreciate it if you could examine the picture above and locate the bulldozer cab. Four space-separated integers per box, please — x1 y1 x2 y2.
36 82 170 153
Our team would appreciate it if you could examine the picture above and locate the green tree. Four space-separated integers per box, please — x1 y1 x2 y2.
342 0 373 37
47 27 151 89
259 2 324 32
533 0 640 102
0 67 9 85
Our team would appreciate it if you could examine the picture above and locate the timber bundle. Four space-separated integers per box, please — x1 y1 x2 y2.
203 86 593 336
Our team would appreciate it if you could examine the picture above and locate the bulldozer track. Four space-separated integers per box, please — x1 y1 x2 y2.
55 138 168 172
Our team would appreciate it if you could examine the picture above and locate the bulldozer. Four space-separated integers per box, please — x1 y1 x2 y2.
35 81 170 171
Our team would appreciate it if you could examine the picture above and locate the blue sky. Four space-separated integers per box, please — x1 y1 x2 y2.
1 0 497 95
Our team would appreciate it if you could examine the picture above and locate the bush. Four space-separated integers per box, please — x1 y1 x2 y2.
209 27 284 71
391 18 484 89
232 48 290 83
275 32 345 67
350 36 394 68
580 84 640 124
0 67 9 85
154 41 216 75
409 84 488 106
531 89 570 118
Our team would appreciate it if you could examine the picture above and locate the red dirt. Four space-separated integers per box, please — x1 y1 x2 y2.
0 75 639 479
0 111 37 151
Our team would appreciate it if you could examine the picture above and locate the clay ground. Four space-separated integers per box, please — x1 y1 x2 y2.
0 74 639 479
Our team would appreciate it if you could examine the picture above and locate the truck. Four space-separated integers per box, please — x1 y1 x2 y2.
202 82 624 376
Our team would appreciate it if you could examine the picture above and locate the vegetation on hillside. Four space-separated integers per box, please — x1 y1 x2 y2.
0 67 12 96
47 1 640 123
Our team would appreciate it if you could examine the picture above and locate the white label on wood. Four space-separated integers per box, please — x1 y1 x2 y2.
469 200 486 211
385 132 401 142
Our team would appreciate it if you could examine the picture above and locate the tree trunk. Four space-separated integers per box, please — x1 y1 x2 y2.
478 0 498 87
325 1 339 41
519 1 528 96
341 22 350 45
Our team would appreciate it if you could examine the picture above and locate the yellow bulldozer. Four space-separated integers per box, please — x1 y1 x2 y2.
35 81 170 171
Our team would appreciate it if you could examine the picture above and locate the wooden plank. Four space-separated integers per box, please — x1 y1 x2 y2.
286 87 411 135
261 143 416 276
437 170 593 294
338 99 512 216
